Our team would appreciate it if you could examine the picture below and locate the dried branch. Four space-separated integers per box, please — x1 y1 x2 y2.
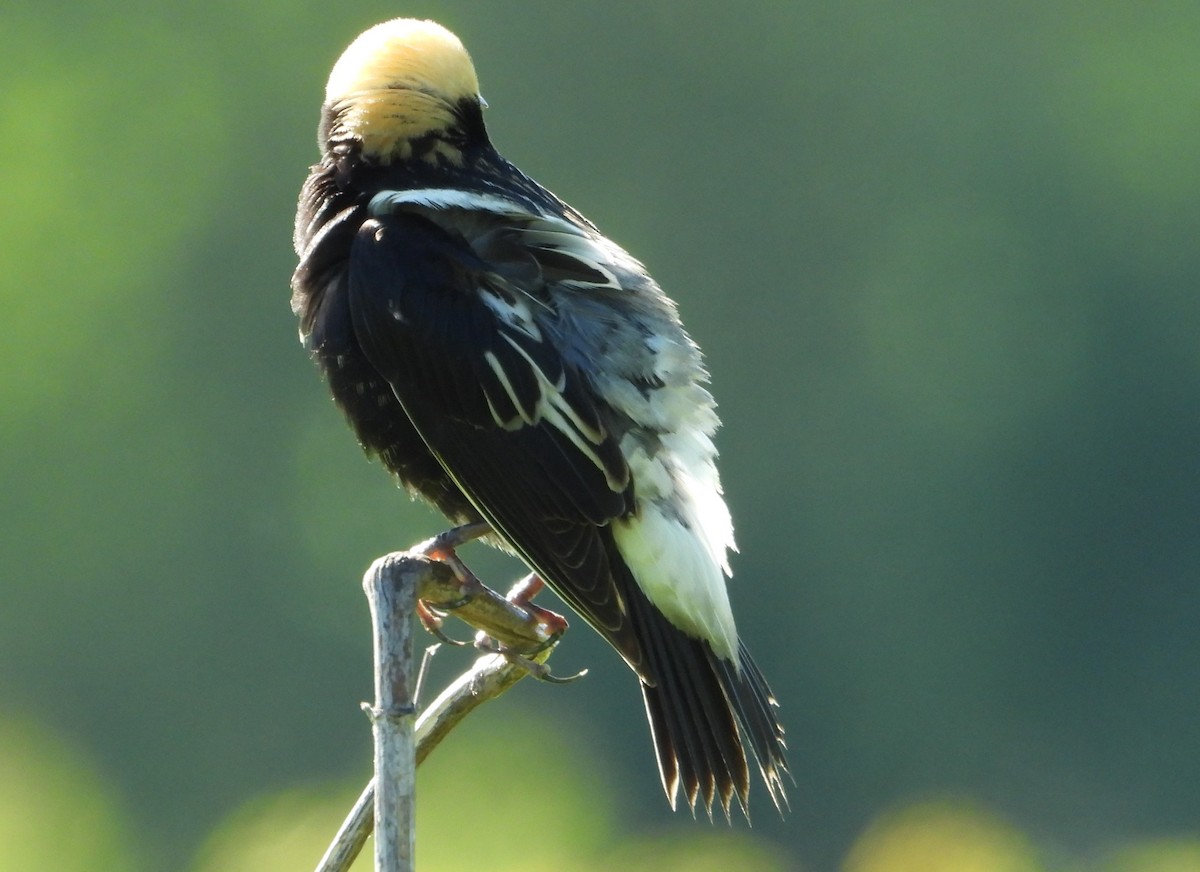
315 551 566 872
362 554 420 872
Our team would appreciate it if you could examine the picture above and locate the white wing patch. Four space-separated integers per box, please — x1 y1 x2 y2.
613 499 737 662
479 322 625 493
479 291 545 340
609 353 739 662
370 187 622 291
369 187 539 217
516 227 623 290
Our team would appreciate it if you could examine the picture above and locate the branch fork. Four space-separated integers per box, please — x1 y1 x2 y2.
315 542 573 872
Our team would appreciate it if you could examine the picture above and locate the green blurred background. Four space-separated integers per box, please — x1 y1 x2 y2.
3 1 1198 870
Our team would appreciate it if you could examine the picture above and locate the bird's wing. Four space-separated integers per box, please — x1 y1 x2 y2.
346 203 652 673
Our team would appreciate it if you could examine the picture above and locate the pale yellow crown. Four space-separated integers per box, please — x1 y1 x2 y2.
324 19 481 159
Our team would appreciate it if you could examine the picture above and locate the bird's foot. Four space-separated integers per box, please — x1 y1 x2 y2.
475 634 588 684
412 527 571 656
470 574 578 680
412 521 492 644
414 521 491 564
504 574 569 643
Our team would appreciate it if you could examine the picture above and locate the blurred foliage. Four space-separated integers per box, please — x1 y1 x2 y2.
843 800 1040 872
190 711 786 871
1105 840 1200 872
192 783 371 872
0 718 140 871
2 1 1198 870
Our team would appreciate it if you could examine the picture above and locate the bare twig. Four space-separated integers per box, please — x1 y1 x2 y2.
416 643 557 765
315 551 567 872
362 554 420 872
317 779 375 872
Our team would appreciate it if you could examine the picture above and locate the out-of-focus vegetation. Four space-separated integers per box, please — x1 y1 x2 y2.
2 2 1197 870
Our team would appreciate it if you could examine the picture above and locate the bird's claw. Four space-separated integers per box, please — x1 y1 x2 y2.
412 523 492 644
526 661 589 685
474 634 586 684
414 521 491 562
506 573 569 639
416 600 471 646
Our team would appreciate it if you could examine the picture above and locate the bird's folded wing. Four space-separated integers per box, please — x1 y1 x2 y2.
348 210 649 673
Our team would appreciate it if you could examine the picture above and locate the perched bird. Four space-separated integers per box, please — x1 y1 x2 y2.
291 18 788 817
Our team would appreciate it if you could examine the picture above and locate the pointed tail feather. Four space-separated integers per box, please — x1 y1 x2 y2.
628 587 790 818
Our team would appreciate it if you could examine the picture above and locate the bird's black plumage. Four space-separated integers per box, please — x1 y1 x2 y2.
292 18 788 816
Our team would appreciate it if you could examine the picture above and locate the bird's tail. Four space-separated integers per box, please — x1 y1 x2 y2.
628 588 790 819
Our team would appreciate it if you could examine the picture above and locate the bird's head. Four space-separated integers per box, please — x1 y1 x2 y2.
321 19 485 164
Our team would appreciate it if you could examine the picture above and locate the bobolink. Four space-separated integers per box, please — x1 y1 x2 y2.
291 18 787 817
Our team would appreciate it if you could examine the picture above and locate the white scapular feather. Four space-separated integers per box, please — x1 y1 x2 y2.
370 188 546 218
